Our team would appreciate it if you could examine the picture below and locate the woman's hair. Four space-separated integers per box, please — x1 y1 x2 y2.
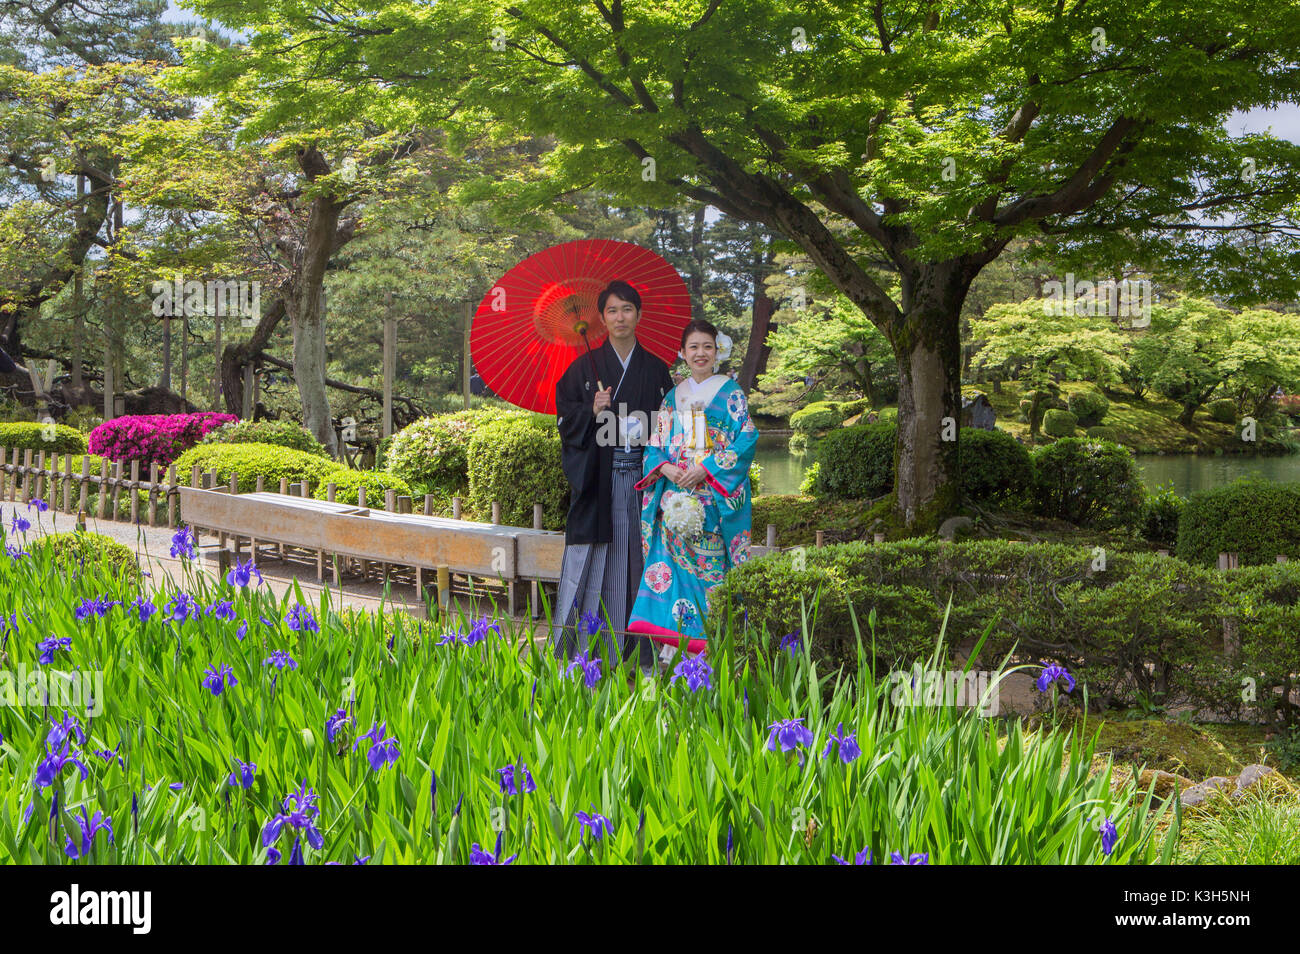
597 279 642 315
680 318 719 350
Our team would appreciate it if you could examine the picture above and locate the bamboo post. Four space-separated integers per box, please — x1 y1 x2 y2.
0 446 7 501
385 488 396 512
167 464 178 528
437 564 450 613
97 461 109 519
111 460 125 519
452 496 462 519
63 454 72 513
765 524 776 548
815 530 824 548
1279 555 1290 563
531 502 544 619
256 474 265 493
277 477 288 561
35 449 45 502
228 475 239 558
491 501 501 524
397 495 412 514
9 447 18 501
874 532 886 544
147 463 158 526
128 460 139 523
423 493 433 516
358 486 368 579
21 448 32 504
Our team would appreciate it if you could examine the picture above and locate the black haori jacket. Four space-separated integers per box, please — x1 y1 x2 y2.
555 339 673 545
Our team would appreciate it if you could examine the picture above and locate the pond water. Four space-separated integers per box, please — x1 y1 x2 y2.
751 433 1300 498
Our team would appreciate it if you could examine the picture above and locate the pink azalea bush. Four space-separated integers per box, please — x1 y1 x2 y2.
88 412 238 468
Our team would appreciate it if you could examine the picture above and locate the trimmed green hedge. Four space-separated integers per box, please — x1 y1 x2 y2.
1067 389 1109 427
1030 438 1145 530
173 443 337 495
1176 479 1300 566
200 419 329 457
814 422 1032 507
715 539 1271 716
1042 408 1078 437
311 469 413 507
29 531 143 586
0 422 87 456
789 401 843 433
467 415 567 530
385 408 522 496
1141 484 1185 548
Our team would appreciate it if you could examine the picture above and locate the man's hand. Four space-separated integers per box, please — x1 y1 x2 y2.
593 386 612 414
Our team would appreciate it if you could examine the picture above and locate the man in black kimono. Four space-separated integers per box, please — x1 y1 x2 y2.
552 279 673 675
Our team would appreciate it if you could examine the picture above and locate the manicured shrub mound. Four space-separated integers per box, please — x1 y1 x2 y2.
1176 479 1300 566
1067 389 1109 427
789 401 843 433
0 422 88 456
29 530 143 586
311 470 413 507
467 415 567 529
385 408 522 496
1030 437 1145 530
173 442 337 495
200 419 329 457
1042 408 1078 437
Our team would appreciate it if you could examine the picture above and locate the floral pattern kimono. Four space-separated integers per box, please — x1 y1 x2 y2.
626 375 759 653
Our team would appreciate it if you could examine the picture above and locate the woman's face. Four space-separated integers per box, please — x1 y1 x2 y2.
682 331 717 373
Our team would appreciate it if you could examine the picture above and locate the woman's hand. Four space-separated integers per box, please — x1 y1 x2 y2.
660 463 686 486
677 463 709 490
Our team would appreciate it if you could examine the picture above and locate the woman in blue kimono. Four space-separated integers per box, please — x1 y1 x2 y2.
627 319 759 655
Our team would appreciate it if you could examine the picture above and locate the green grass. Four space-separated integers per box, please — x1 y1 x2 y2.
0 518 1177 864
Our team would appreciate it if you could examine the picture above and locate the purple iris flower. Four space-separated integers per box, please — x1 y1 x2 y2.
207 599 236 622
575 805 613 844
37 636 72 665
671 655 713 692
226 557 264 588
170 525 197 560
436 626 462 646
6 542 26 560
228 758 257 789
463 615 500 646
46 712 85 749
566 651 602 689
497 761 536 796
1037 664 1076 694
821 722 861 764
580 611 602 635
766 718 814 754
235 619 248 641
778 632 801 655
28 497 49 512
165 592 200 623
263 650 298 671
93 744 124 768
470 832 518 865
288 838 305 865
132 596 156 623
833 847 873 865
889 852 929 865
64 807 114 860
34 740 89 789
10 510 30 534
285 603 319 633
263 781 324 862
202 663 238 696
354 721 400 771
1100 817 1118 856
325 706 352 743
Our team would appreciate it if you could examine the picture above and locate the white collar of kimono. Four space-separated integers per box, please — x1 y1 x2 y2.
678 373 727 409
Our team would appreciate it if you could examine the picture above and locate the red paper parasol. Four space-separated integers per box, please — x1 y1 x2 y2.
470 239 691 414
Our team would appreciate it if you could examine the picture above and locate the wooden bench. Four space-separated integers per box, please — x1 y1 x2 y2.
179 486 565 617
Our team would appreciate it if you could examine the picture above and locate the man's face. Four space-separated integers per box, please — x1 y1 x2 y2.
603 293 640 338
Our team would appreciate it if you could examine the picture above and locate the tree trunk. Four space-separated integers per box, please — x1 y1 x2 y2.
888 265 969 530
1178 402 1199 428
738 290 775 392
221 298 287 418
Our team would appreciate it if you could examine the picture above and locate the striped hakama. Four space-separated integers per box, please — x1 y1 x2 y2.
551 449 655 669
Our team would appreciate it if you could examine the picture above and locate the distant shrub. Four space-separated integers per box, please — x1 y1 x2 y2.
1030 437 1146 530
1085 425 1120 442
959 429 1032 506
789 401 843 433
1176 479 1300 566
200 419 328 457
1042 408 1078 438
1207 398 1237 424
1141 483 1185 548
815 422 895 499
0 422 88 456
312 469 413 508
386 408 522 496
1067 389 1109 427
173 442 336 495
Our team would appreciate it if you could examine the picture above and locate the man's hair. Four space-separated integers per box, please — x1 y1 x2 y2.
597 279 642 315
680 318 719 350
